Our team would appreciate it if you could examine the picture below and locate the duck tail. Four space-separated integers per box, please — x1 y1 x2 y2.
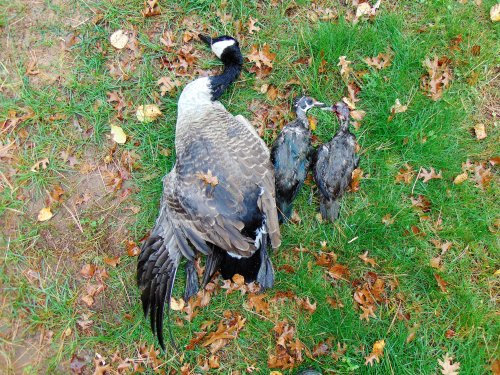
320 197 341 222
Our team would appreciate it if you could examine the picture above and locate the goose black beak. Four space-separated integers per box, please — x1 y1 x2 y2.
199 34 213 46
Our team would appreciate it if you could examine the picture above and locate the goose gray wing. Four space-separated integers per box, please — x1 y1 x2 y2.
172 105 281 257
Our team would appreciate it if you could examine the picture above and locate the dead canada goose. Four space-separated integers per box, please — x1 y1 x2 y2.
271 96 324 223
313 101 359 221
137 34 281 350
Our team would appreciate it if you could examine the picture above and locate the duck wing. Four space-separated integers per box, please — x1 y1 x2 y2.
314 134 357 200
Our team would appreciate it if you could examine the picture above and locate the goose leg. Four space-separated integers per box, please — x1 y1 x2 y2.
256 235 274 290
184 260 199 301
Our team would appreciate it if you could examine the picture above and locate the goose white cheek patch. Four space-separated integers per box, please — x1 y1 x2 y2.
211 39 235 58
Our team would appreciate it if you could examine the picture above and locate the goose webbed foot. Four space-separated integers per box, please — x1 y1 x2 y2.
184 260 199 301
256 237 274 290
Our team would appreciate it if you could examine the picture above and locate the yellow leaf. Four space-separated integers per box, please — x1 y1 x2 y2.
390 98 408 114
453 172 468 185
308 116 317 131
110 30 129 49
37 207 53 222
350 110 366 121
473 123 487 140
136 104 162 123
110 125 127 144
170 297 185 311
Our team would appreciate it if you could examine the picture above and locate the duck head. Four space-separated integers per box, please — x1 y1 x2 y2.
199 34 243 66
293 96 325 123
323 101 351 131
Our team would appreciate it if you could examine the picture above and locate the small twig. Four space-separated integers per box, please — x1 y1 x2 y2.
386 301 401 335
348 236 358 244
119 275 132 306
61 202 84 233
411 167 422 195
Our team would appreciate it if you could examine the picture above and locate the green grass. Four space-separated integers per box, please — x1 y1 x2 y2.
1 0 499 373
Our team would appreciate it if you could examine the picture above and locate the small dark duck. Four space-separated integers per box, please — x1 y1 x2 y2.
271 96 324 223
313 101 359 222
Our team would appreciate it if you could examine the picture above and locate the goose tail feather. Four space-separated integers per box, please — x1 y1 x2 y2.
137 218 182 351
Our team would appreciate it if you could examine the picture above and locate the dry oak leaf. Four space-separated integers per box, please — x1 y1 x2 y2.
196 170 219 187
110 125 127 144
364 50 392 70
365 339 385 366
338 56 352 80
434 273 448 293
395 164 416 184
349 168 363 192
125 240 140 257
247 293 269 314
136 104 162 123
80 264 96 279
418 167 442 183
421 56 452 101
350 110 366 121
438 353 460 375
382 213 394 226
142 0 161 17
359 251 377 266
170 297 185 311
31 158 49 172
328 264 350 280
297 296 317 313
388 98 408 121
354 0 381 23
104 256 120 267
248 17 261 34
110 30 129 49
50 185 65 202
37 207 53 222
157 76 182 96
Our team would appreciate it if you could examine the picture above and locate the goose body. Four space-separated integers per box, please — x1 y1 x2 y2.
313 102 358 221
137 35 281 349
271 97 323 223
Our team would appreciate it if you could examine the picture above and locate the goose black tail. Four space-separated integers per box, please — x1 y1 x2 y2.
137 234 181 351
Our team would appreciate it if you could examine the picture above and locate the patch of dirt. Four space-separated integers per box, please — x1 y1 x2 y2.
0 0 91 97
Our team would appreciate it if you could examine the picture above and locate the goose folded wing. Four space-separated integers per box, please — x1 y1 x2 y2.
169 114 280 256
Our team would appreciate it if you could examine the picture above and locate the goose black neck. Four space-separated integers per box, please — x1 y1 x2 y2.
209 47 243 101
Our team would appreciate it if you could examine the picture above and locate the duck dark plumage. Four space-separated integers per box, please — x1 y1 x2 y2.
313 102 359 221
271 96 324 223
137 35 281 350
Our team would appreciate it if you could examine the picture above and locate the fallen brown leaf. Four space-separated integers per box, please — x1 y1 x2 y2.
365 339 385 366
438 353 460 375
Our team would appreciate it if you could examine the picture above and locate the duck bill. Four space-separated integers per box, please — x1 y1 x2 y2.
198 34 213 45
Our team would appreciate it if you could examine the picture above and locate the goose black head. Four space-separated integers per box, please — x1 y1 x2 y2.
199 34 243 66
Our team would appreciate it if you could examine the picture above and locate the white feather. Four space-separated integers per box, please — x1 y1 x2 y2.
211 39 235 58
177 77 212 117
